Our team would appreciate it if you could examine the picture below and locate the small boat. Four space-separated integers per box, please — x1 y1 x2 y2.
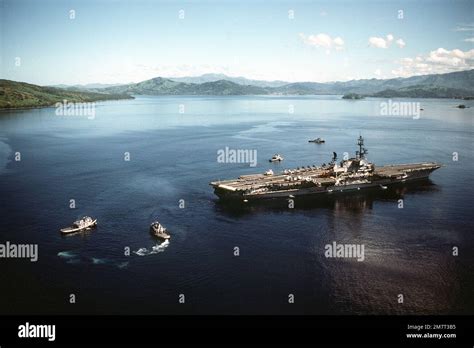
269 154 284 162
309 138 325 144
60 216 97 234
150 221 170 239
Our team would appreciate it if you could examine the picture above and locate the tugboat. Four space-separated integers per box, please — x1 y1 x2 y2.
269 154 284 162
150 221 170 239
211 135 442 201
309 137 325 144
60 216 97 234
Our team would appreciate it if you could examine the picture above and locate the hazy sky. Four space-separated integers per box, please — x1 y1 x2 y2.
1 0 473 85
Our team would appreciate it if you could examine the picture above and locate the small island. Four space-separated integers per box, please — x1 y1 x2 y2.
342 93 365 100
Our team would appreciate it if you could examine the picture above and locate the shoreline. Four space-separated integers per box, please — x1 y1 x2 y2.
0 96 135 112
0 94 470 113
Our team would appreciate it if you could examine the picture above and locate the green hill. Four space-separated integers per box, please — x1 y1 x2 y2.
370 85 473 98
0 79 133 109
104 78 269 95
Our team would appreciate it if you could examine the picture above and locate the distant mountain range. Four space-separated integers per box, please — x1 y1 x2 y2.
99 69 474 98
102 77 270 96
168 73 289 88
1 70 473 109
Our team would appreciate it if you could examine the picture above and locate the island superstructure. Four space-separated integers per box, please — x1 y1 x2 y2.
210 136 441 201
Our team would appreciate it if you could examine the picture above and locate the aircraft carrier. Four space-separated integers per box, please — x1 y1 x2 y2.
210 136 441 201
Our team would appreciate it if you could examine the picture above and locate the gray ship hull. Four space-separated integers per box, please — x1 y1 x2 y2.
211 163 441 201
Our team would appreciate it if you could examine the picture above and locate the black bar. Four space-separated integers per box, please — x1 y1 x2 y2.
0 315 472 346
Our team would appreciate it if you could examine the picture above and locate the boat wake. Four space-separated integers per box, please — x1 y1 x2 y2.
57 251 77 259
91 257 108 264
58 251 129 268
117 261 129 269
134 240 170 256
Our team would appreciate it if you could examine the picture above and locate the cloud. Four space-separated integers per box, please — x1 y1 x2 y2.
464 37 474 42
320 11 328 16
454 23 474 32
299 33 344 51
396 38 406 48
369 37 388 48
391 48 474 77
333 37 344 46
369 34 405 49
374 69 382 76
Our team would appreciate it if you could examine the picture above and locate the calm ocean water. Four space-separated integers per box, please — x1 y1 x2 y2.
0 95 473 315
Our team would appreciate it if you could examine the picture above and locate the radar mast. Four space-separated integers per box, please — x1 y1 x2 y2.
357 135 368 159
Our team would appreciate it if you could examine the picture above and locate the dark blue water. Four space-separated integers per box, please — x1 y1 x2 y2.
1 96 473 314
